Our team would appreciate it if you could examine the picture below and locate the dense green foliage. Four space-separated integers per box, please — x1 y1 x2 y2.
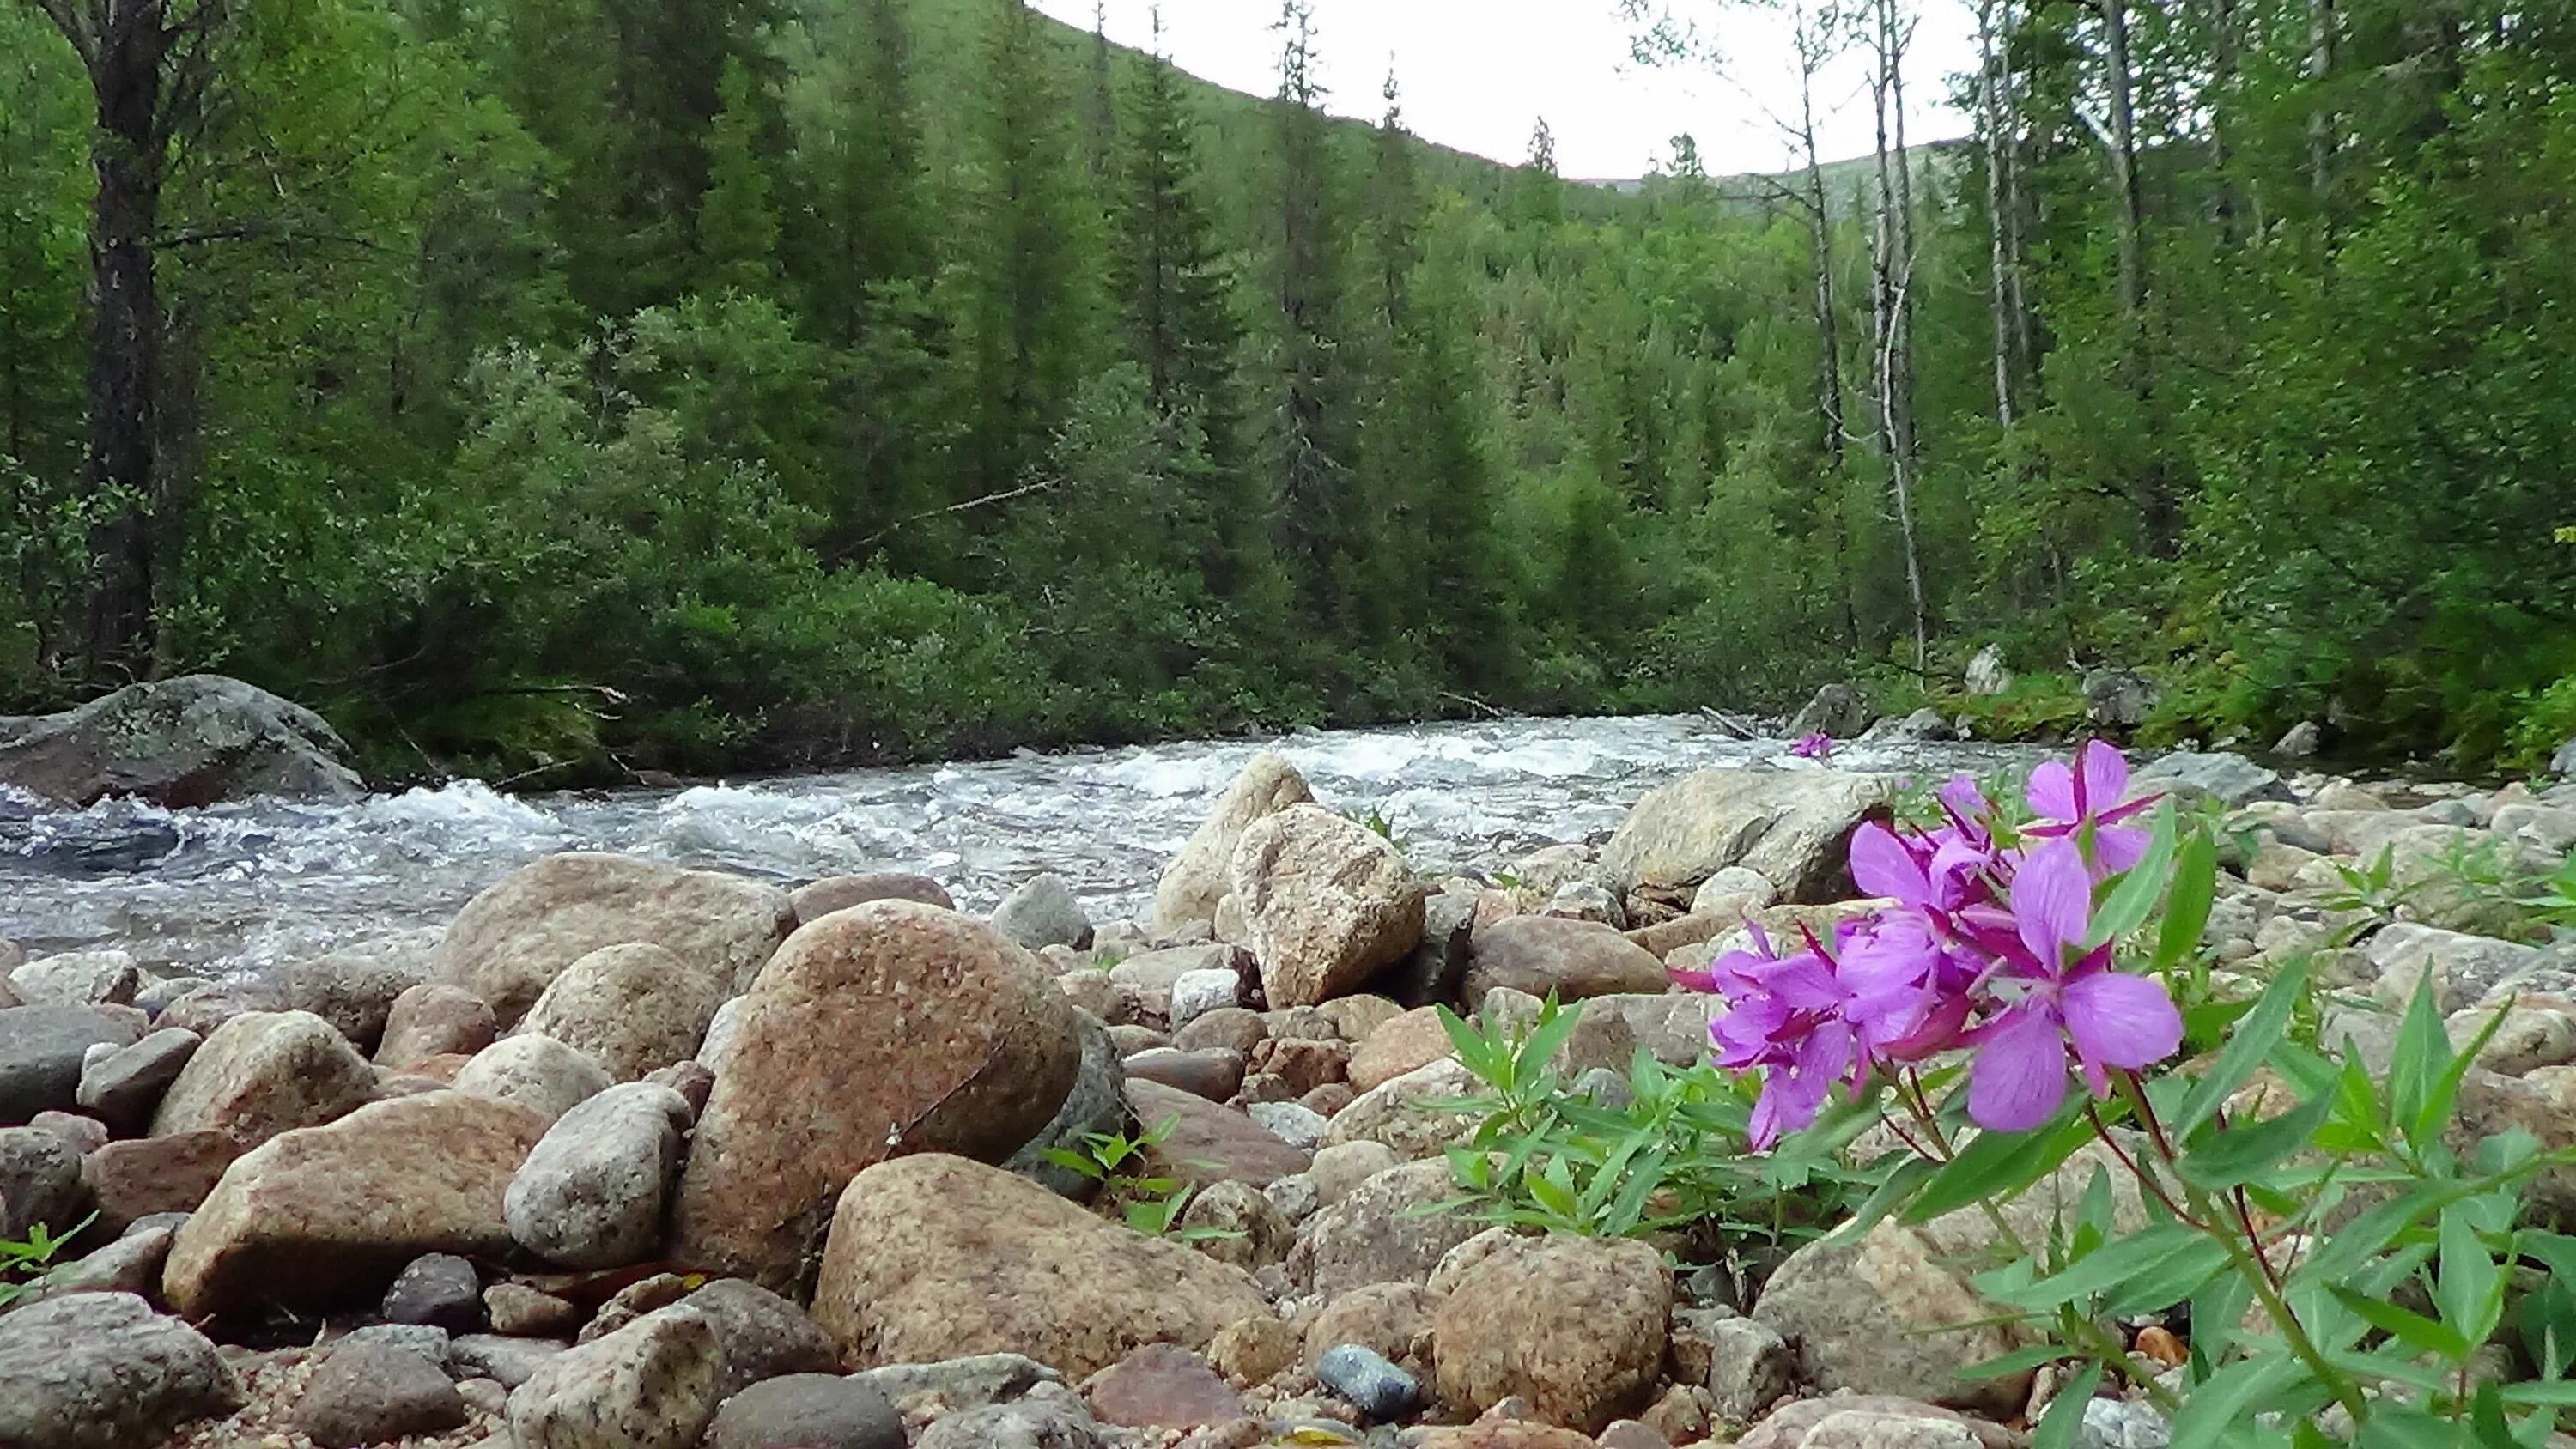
3 0 2571 779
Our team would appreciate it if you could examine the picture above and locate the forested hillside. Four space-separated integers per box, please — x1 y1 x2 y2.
3 0 2572 781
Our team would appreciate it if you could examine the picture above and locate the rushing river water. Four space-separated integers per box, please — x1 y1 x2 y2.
0 714 2044 980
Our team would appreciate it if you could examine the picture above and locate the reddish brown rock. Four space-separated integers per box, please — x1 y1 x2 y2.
1624 913 1732 958
161 1092 550 1319
1122 1047 1246 1102
1256 1037 1350 1095
668 903 1083 1289
1174 1008 1267 1058
1083 1343 1246 1428
1127 1079 1309 1189
83 1130 239 1231
374 985 500 1070
149 1009 376 1149
1348 1008 1454 1094
1462 918 1668 1003
1419 1427 1600 1449
1432 1235 1671 1434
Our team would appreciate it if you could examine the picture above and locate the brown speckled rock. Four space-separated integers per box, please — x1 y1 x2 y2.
161 1092 549 1319
83 1130 237 1231
516 943 725 1082
149 1009 375 1149
431 852 793 1026
1228 806 1425 1008
374 984 498 1070
811 1154 1268 1381
508 1307 721 1449
1432 1235 1670 1434
668 903 1083 1289
1153 754 1315 936
793 872 957 923
1461 918 1668 1004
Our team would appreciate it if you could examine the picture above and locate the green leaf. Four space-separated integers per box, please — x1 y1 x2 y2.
2031 1361 2103 1449
2087 801 2179 949
2177 1086 2338 1191
2168 1354 2303 1447
2436 1205 2506 1348
2155 827 2220 971
1437 1005 1502 1085
2328 1285 2471 1361
2356 1404 2476 1449
1988 1221 2203 1313
1959 1344 2075 1381
1516 997 1583 1088
2173 957 2311 1141
1903 1111 2093 1226
1820 1155 1935 1247
2387 971 2451 1153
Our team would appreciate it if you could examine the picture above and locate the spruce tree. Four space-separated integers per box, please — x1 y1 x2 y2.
1267 0 1360 637
699 56 782 296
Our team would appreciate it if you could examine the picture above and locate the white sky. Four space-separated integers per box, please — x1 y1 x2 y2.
1030 1 1978 179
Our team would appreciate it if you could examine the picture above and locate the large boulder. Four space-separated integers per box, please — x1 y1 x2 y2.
1463 916 1668 1003
1002 1009 1130 1200
1787 682 1870 740
1228 804 1425 1008
668 903 1084 1289
430 852 793 1026
148 1009 376 1149
507 1082 692 1269
1432 1235 1670 1434
1152 753 1315 935
0 674 362 808
0 1292 242 1449
810 1154 1268 1380
374 983 497 1070
1600 767 1891 901
161 1091 550 1319
0 1003 144 1125
792 872 956 924
2129 751 2293 807
517 943 725 1082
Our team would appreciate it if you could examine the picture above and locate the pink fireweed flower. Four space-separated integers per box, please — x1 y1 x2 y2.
1789 731 1834 761
1963 836 2184 1131
1687 922 1944 1147
2024 738 2155 874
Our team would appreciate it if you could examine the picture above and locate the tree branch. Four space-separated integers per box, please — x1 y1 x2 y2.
855 477 1060 548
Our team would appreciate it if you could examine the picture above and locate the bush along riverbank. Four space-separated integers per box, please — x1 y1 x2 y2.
1 741 2574 1448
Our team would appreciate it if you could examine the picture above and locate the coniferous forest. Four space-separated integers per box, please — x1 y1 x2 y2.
3 0 2573 781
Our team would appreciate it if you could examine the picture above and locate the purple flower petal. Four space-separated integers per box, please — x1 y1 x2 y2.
2077 740 2129 815
2026 761 2078 822
1850 822 1929 907
2012 837 2093 970
1939 773 1991 822
2063 970 2184 1074
1968 1004 2070 1131
2093 823 2151 876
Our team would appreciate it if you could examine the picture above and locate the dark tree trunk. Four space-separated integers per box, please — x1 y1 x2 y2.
84 34 166 679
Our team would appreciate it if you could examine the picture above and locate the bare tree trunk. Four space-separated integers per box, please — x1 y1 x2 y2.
1793 9 1845 480
2203 0 2240 244
30 0 227 683
1978 0 2015 429
1866 0 1926 670
2306 0 2336 206
2103 0 2146 320
79 6 172 680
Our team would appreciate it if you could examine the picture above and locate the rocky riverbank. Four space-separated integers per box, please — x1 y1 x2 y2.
1 743 2572 1449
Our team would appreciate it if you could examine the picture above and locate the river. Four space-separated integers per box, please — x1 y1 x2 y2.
0 713 2039 980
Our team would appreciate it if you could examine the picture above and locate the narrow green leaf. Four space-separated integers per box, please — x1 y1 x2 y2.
2031 1361 2103 1449
2421 1003 2513 1153
2155 827 2220 971
1516 998 1583 1086
1989 1221 2202 1313
2168 1354 2301 1447
1436 1006 1498 1083
2355 1404 2476 1449
2177 1087 2339 1191
2173 957 2310 1141
2101 1235 2236 1318
1958 1344 2075 1381
1903 1111 2093 1226
2087 801 2179 949
2328 1285 2471 1361
2437 1205 2506 1348
2387 971 2451 1153
1820 1155 1935 1247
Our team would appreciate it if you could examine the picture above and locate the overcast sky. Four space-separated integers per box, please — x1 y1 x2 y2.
1029 1 1978 179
